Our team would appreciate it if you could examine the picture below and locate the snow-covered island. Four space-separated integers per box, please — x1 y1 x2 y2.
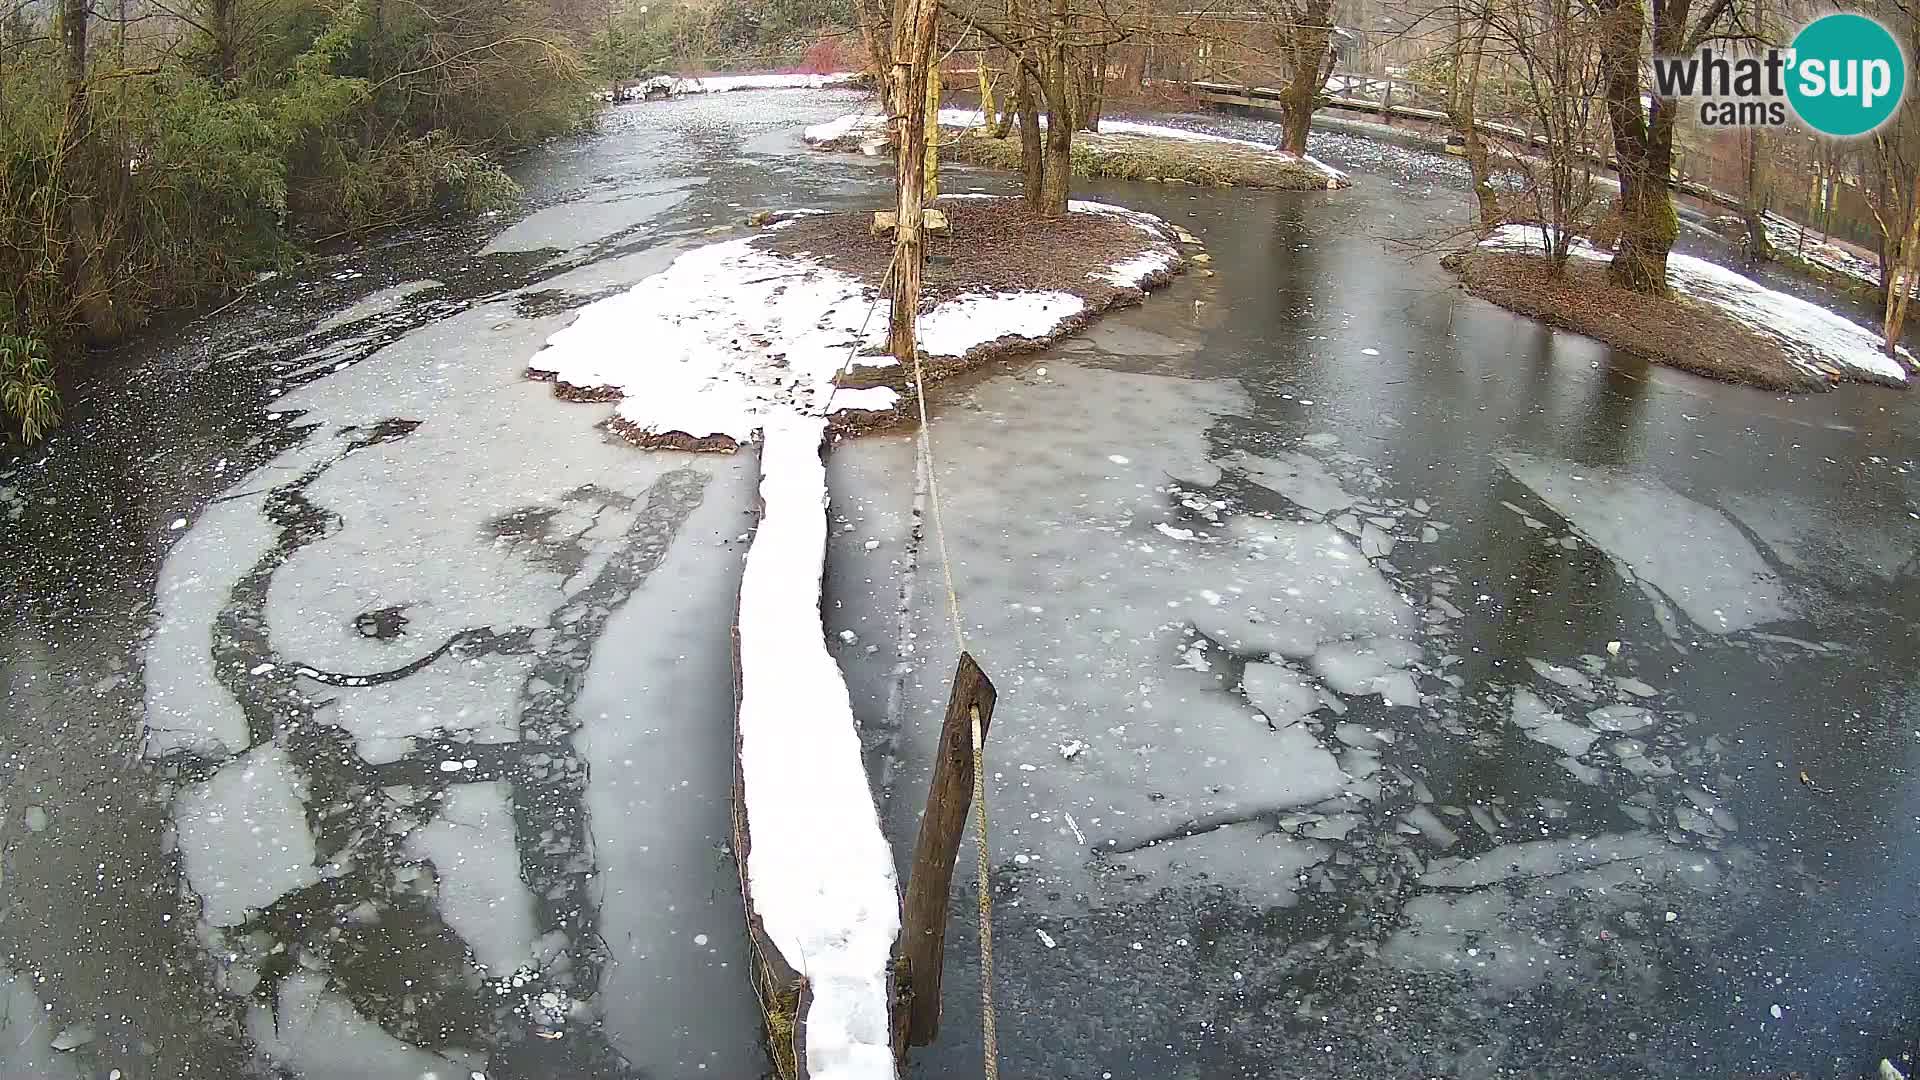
1447 224 1914 392
529 194 1192 449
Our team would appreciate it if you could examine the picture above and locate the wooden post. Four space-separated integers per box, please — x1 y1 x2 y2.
899 652 997 1047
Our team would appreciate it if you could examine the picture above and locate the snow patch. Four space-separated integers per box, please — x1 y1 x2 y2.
737 417 899 1080
533 204 1180 446
532 238 891 445
917 291 1086 356
672 72 863 95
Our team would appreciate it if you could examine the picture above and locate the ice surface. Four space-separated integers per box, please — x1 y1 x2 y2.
403 781 539 975
1508 687 1599 758
736 417 898 1080
1525 656 1591 691
248 973 483 1080
320 659 528 765
1241 661 1319 726
144 496 275 757
1498 451 1789 632
1111 823 1328 900
0 967 81 1079
1586 704 1655 732
313 279 441 335
1218 518 1418 645
573 455 766 1076
1422 832 1675 888
1483 224 1911 384
1231 449 1356 516
871 362 1391 896
174 744 321 926
1384 833 1724 990
1310 637 1421 704
1403 805 1459 849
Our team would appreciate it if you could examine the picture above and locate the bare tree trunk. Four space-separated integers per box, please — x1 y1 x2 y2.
1597 0 1676 294
1277 0 1333 154
1037 0 1073 215
1881 187 1919 363
977 60 999 132
886 0 939 360
1447 3 1500 232
1016 67 1043 203
856 0 896 113
1070 43 1104 130
1741 129 1772 263
60 0 119 344
210 0 238 81
923 53 940 199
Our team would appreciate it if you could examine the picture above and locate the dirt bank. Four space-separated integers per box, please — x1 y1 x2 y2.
1445 250 1836 393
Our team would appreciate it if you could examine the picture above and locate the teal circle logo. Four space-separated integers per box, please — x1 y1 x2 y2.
1786 13 1907 137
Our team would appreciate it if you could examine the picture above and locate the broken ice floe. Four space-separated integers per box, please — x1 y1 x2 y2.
1498 450 1790 633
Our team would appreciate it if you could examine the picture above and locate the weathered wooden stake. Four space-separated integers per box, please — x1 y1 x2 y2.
899 651 997 1047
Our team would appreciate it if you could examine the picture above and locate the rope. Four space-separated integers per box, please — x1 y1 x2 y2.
970 704 997 1080
905 313 997 1080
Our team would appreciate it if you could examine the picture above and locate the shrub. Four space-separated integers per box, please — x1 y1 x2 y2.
0 333 58 446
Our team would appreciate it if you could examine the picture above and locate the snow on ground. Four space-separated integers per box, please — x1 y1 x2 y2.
1762 212 1918 298
1497 450 1790 634
531 237 896 445
531 201 1183 445
664 72 862 95
802 110 1348 182
1483 224 1911 385
736 416 898 1080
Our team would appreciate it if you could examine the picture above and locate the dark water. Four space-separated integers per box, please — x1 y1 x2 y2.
1 89 1915 1080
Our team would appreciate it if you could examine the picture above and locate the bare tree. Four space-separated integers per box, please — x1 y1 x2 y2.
1487 0 1605 270
1593 0 1749 294
1264 0 1338 152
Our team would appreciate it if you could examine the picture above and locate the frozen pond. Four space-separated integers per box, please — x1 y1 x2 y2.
830 128 1920 1079
0 86 1915 1080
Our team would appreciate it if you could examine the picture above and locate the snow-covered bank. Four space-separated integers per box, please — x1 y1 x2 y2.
735 417 899 1080
610 71 865 101
803 109 1281 149
1482 224 1911 386
801 109 1347 185
530 197 1188 447
1762 212 1919 300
